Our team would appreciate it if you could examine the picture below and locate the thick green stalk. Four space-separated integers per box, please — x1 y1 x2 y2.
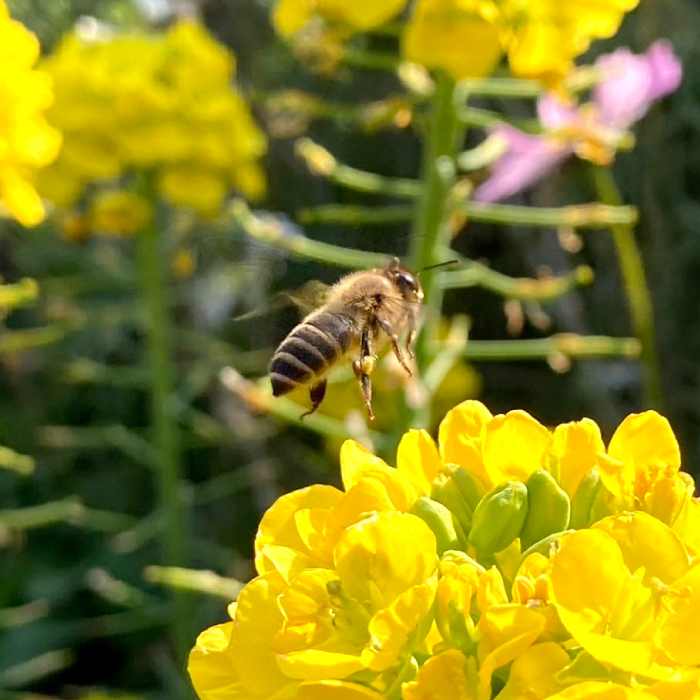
136 209 190 660
402 74 463 430
590 165 663 408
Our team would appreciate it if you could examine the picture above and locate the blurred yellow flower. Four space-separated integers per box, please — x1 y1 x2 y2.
0 0 61 226
89 190 152 235
37 20 266 219
274 0 407 39
402 0 640 82
190 401 700 700
402 0 502 80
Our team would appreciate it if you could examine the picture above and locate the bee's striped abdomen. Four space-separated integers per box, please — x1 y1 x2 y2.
270 312 353 397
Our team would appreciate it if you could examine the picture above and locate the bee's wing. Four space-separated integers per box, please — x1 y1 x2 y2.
233 280 330 321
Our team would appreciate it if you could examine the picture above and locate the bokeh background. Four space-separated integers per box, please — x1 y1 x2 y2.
1 0 699 697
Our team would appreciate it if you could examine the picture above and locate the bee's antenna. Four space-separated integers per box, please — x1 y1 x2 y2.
417 259 459 275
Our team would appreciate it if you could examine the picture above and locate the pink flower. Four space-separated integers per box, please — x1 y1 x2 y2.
473 41 683 203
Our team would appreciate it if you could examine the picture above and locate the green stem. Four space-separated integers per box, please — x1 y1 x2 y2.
341 46 401 71
135 204 190 660
297 204 413 225
297 201 637 228
460 334 640 361
590 166 663 408
461 201 638 228
403 73 463 430
230 200 388 269
145 566 245 600
296 138 422 197
441 263 594 301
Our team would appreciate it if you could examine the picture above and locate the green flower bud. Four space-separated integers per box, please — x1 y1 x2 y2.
468 481 529 554
409 497 464 555
520 469 571 550
569 467 601 529
431 473 474 537
450 463 489 512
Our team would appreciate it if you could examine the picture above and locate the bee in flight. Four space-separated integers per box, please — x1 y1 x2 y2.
269 257 424 420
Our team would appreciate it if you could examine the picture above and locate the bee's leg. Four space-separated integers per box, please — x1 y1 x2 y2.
300 379 327 420
406 308 418 360
377 316 412 377
353 326 375 420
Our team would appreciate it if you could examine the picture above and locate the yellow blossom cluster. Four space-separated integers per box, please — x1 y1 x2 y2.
0 0 61 226
189 400 700 700
37 20 266 220
273 0 639 82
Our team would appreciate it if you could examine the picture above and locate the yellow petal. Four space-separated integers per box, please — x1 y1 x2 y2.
402 649 476 700
647 679 700 700
552 419 605 498
495 642 569 700
0 165 45 226
608 411 681 475
273 0 314 37
548 529 629 630
397 429 443 497
477 603 547 689
402 0 502 80
226 573 292 698
255 484 343 575
278 649 366 681
482 410 552 485
438 400 493 487
540 681 657 700
596 451 634 505
290 680 386 700
188 622 247 700
340 440 418 510
364 579 436 671
673 496 700 556
439 400 492 447
476 566 508 612
656 562 700 665
593 512 689 586
644 470 694 526
334 511 437 611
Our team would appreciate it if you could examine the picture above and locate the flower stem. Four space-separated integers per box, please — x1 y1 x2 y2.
136 204 190 659
590 165 663 408
400 73 463 431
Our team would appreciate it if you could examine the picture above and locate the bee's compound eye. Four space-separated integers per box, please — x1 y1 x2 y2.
397 272 419 295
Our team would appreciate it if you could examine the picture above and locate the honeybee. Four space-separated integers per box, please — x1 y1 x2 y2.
269 257 424 420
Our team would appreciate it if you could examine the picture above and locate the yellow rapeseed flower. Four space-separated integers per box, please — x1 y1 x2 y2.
0 1 61 226
37 20 266 221
274 0 407 41
402 0 640 82
190 401 700 700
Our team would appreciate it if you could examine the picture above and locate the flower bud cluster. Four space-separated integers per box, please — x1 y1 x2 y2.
189 401 700 699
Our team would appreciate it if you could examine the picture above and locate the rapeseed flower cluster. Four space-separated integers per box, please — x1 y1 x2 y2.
0 0 61 226
189 400 700 699
273 0 639 82
37 20 266 221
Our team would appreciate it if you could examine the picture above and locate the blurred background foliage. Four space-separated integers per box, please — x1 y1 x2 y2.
0 0 699 697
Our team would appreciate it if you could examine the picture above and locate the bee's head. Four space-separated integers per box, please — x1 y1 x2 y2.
384 258 424 302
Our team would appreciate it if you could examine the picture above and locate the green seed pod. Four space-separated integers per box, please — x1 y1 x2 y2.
468 481 529 554
569 467 602 529
409 497 463 555
520 469 571 550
